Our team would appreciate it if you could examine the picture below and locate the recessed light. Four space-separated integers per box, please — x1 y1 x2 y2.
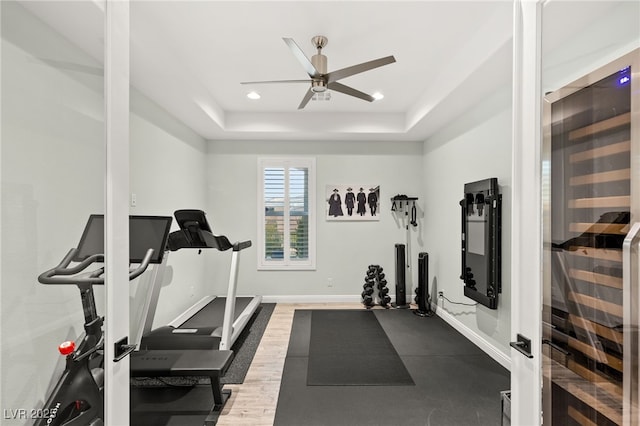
247 91 261 100
372 92 384 100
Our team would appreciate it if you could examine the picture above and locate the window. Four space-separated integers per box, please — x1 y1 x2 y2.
258 157 316 270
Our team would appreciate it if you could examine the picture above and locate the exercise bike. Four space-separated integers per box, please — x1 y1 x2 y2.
34 214 171 426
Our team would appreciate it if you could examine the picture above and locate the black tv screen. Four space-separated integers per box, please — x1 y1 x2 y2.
74 215 172 264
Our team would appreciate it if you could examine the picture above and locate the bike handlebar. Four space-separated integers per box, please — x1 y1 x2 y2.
129 249 154 280
38 248 154 285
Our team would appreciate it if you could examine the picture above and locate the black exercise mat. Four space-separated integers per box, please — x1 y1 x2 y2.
223 303 275 384
275 309 510 426
306 310 414 386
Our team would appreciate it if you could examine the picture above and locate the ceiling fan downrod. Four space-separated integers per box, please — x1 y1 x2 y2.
310 35 328 92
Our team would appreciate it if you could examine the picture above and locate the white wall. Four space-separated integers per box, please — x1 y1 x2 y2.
422 88 513 362
541 1 640 94
205 140 424 301
0 2 208 418
129 90 208 329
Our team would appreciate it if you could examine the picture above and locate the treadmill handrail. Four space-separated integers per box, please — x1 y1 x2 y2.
39 248 154 285
233 240 252 252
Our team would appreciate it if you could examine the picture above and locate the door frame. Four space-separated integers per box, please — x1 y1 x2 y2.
104 1 131 425
511 1 543 425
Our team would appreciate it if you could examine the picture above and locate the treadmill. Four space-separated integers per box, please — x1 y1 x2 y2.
138 209 261 351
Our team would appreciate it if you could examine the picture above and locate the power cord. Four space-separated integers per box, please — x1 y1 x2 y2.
440 294 477 307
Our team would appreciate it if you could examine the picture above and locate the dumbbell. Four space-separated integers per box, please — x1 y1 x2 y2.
380 295 391 306
362 288 374 297
362 295 374 305
379 287 389 296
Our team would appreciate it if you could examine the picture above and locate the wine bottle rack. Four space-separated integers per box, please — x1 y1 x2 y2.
543 53 635 426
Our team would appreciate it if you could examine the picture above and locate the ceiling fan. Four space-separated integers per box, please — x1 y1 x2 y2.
241 36 396 109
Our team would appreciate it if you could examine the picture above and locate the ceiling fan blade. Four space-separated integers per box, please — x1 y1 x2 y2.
283 37 321 78
241 79 310 85
298 89 314 110
326 56 396 83
327 82 374 102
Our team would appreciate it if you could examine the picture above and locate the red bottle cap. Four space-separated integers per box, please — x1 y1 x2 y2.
58 341 75 356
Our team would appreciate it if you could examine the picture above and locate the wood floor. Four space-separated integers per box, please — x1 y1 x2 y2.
216 303 367 426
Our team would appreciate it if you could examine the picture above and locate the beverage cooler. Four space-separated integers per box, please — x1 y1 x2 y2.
542 48 639 426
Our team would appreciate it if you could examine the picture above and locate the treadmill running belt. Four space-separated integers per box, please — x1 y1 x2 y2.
180 296 253 329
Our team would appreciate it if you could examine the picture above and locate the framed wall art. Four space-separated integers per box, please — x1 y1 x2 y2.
326 184 380 221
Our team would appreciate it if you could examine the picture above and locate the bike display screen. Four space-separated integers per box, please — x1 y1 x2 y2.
74 215 172 264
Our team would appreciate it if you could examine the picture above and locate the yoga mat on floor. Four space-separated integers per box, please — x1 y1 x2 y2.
306 310 414 386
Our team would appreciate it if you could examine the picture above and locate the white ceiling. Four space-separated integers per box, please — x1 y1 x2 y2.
22 1 516 142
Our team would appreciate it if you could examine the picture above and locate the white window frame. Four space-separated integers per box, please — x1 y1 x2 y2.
257 157 316 270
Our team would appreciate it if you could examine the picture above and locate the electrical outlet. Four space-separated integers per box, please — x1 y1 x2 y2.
327 278 333 288
130 193 137 207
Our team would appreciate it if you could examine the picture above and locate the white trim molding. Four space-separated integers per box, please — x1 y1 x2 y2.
104 1 130 424
435 306 511 371
262 294 361 304
511 1 543 425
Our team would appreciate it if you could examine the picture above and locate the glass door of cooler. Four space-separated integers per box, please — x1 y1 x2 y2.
542 48 639 426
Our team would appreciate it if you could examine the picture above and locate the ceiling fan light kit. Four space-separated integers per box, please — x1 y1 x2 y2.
240 35 395 109
311 80 327 93
312 92 331 101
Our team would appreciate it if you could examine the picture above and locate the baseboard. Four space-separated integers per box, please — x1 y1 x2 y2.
262 295 413 305
434 304 511 371
261 294 362 304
